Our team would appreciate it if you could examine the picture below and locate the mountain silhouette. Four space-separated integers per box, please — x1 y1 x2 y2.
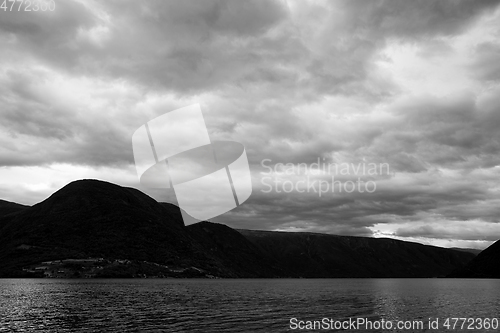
448 239 500 278
0 199 29 217
0 179 477 278
238 229 475 278
0 180 275 277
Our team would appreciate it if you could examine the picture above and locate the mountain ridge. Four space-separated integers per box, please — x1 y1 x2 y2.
0 199 30 218
0 179 479 278
237 229 476 278
448 240 500 278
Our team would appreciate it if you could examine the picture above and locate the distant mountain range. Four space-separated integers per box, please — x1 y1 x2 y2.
0 179 494 278
449 247 482 256
238 230 476 278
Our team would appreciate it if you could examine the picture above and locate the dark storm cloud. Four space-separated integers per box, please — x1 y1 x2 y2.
0 67 140 167
217 161 497 237
1 0 290 93
0 0 98 67
362 92 500 172
286 0 500 96
334 0 500 38
471 42 500 80
3 0 496 95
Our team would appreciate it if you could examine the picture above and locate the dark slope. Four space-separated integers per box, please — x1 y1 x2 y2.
0 199 29 217
187 222 283 277
0 179 477 278
0 180 251 277
237 230 476 278
448 240 500 278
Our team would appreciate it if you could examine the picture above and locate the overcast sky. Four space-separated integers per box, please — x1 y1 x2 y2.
1 0 500 249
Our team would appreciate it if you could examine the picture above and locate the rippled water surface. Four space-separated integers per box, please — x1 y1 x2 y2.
1 279 499 332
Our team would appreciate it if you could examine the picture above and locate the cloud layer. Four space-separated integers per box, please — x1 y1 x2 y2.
1 0 500 249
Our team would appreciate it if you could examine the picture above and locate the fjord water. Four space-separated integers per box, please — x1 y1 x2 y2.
1 279 499 332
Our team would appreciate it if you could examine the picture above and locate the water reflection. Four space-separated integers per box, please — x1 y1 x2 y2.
0 279 499 332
